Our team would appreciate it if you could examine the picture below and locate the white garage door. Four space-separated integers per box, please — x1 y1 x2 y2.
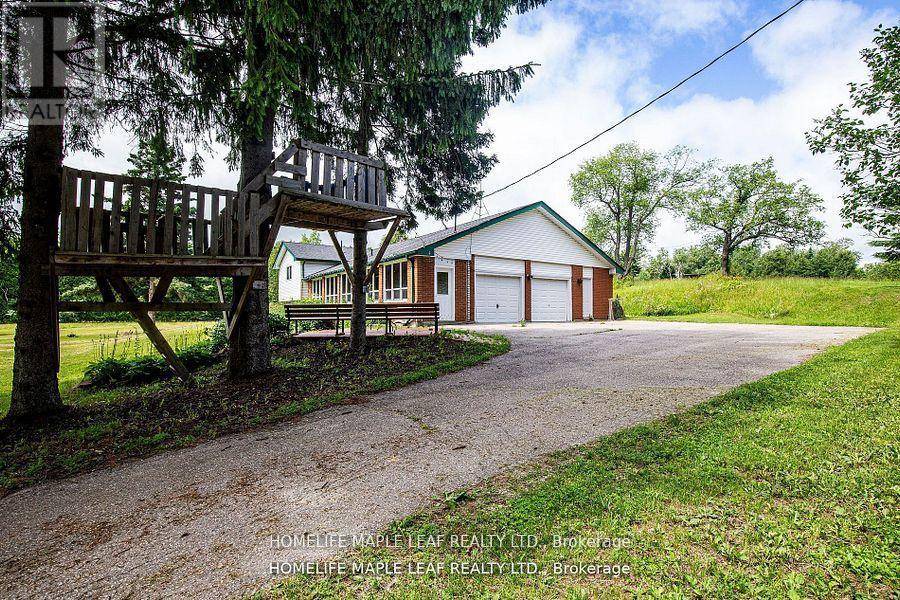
532 278 569 321
476 274 521 322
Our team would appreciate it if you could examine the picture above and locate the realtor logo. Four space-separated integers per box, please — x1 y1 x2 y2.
1 1 105 124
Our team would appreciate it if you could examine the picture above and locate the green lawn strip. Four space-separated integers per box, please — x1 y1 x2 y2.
268 329 899 599
0 321 212 415
0 331 509 495
616 276 900 327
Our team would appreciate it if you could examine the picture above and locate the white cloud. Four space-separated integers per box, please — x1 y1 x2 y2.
627 0 745 35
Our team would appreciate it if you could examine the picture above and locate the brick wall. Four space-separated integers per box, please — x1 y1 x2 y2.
571 265 583 320
454 259 469 322
593 269 614 319
524 260 532 321
412 256 434 303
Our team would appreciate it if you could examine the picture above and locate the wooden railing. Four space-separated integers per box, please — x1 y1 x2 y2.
58 141 393 261
57 168 269 259
263 140 388 209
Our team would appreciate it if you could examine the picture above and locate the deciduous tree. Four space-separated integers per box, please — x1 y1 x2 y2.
570 143 705 276
807 25 899 261
674 158 825 275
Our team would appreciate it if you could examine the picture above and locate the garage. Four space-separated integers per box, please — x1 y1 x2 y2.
475 274 521 322
532 278 569 321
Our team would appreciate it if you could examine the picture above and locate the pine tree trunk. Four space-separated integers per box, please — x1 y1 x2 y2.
9 14 64 421
228 108 274 378
350 229 367 354
349 68 372 355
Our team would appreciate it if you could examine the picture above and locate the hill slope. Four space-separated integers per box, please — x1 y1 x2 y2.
616 276 899 327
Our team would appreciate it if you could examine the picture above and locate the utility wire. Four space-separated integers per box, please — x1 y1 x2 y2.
482 0 808 199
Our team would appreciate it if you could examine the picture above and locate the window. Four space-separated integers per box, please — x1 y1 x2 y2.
340 274 351 303
311 279 322 299
286 265 292 280
383 261 408 301
367 270 379 302
436 271 449 295
325 275 339 303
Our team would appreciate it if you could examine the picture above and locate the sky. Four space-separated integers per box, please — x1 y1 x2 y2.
69 0 899 262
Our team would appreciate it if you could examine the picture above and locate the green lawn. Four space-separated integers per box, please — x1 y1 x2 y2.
616 276 900 327
0 321 212 415
269 328 899 599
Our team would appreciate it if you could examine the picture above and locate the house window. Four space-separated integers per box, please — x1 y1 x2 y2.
436 271 449 295
325 275 339 303
340 273 351 303
367 270 379 302
286 265 292 280
312 279 322 299
383 261 408 301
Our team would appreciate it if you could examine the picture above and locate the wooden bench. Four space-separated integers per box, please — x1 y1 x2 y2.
284 302 439 336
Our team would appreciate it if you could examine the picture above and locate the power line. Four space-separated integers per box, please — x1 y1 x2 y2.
482 0 808 200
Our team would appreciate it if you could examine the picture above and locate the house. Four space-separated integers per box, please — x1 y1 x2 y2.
303 201 624 323
272 243 346 302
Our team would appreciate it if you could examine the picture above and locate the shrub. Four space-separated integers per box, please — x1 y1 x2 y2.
863 261 900 280
83 339 220 388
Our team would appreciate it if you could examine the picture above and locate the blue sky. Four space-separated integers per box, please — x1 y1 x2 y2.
72 0 899 261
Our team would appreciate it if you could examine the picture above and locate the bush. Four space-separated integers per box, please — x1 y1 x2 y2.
639 241 861 280
83 339 220 388
863 261 900 280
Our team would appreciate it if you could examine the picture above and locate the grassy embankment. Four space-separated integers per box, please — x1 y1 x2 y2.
0 321 211 415
616 276 899 327
270 327 899 598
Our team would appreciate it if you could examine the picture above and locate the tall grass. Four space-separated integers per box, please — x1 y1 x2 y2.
91 326 209 361
616 275 900 327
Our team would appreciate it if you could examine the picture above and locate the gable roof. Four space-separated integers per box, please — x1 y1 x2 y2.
305 201 624 279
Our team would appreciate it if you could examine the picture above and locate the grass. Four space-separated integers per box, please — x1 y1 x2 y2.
0 321 212 416
616 276 900 327
268 328 899 599
0 331 509 494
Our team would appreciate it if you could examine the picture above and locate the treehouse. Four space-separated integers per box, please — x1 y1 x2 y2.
53 140 409 380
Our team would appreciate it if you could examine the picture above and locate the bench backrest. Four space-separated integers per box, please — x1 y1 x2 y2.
284 302 438 320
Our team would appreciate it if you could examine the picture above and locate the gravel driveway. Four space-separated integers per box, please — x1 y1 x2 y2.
0 320 873 598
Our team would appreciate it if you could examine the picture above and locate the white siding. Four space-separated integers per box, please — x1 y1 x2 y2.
434 208 612 268
531 261 570 279
475 256 524 275
278 255 302 301
278 258 339 302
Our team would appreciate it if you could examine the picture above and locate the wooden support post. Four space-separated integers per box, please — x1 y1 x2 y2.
108 276 193 383
150 274 173 303
96 276 116 302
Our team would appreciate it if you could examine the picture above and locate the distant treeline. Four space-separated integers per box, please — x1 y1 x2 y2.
638 241 900 281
